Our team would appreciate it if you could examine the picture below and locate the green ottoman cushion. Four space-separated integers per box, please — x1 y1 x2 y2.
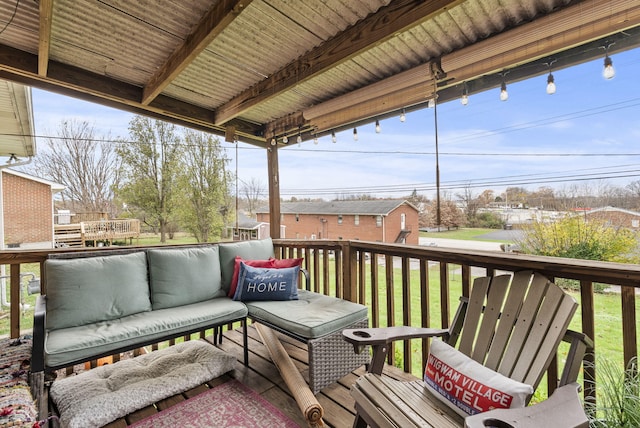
245 289 368 339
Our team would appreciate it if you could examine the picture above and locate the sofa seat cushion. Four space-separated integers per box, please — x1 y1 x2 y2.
45 251 151 330
245 289 368 339
148 246 224 309
44 298 247 369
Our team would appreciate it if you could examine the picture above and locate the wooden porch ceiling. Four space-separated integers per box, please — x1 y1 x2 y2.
0 0 639 146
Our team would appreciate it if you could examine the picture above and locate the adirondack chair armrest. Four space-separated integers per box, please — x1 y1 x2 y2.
464 382 588 428
343 326 449 374
560 329 593 386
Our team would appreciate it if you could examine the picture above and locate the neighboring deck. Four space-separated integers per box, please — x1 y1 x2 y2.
95 325 416 428
54 219 141 247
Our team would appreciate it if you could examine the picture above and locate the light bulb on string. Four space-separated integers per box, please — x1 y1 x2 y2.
400 109 406 122
297 133 302 146
331 131 337 143
546 72 556 94
282 135 288 144
499 81 508 101
375 120 381 133
353 128 358 141
461 83 469 106
603 54 615 79
313 135 319 145
270 138 276 146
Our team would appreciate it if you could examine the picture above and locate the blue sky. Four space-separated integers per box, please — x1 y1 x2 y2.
32 47 640 200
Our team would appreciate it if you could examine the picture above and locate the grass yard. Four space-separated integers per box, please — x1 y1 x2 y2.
420 227 508 242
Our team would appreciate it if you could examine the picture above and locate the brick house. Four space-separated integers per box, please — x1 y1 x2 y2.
1 169 64 249
256 200 419 244
581 206 640 230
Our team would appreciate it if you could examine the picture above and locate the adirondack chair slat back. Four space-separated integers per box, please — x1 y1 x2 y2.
454 270 578 392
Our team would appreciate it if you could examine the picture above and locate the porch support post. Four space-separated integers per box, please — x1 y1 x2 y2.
266 140 281 239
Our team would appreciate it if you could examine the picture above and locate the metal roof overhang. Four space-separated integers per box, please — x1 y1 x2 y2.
0 0 637 146
0 79 35 158
1 0 638 238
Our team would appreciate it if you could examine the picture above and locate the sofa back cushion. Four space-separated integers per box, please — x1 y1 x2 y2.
218 238 274 294
45 252 151 330
147 246 223 309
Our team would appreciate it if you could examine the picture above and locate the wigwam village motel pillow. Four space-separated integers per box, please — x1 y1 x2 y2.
424 340 533 418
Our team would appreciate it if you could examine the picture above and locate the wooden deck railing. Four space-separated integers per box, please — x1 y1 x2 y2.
2 239 638 406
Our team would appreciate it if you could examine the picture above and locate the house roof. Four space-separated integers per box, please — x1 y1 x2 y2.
0 80 35 158
229 212 268 230
258 199 416 216
0 0 637 145
2 168 64 191
582 206 640 218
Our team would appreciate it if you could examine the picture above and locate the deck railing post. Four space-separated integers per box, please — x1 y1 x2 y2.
342 242 358 303
10 263 20 338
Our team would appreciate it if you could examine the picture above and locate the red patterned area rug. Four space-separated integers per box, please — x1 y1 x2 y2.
129 379 301 427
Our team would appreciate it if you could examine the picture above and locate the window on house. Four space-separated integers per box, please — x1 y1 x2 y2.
354 214 359 225
376 215 382 227
338 215 343 224
633 219 639 228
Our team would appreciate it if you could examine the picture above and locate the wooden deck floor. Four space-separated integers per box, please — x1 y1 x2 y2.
98 325 418 428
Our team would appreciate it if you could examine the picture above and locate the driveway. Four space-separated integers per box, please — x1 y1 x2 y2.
418 229 524 252
419 237 502 252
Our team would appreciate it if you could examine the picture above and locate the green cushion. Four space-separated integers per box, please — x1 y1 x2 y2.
45 252 151 330
218 238 274 293
148 246 223 309
245 289 368 339
44 298 248 368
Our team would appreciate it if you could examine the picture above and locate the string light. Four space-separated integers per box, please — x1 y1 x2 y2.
499 80 508 101
461 83 469 106
270 138 276 146
331 131 337 143
282 135 288 144
353 128 358 141
375 120 381 133
601 43 615 80
603 54 615 79
296 129 302 146
313 135 319 145
546 72 556 94
400 109 406 122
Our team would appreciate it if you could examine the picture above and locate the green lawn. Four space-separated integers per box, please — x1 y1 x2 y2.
420 227 508 242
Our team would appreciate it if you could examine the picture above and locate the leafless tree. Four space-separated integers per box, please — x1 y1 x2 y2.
456 184 481 221
33 119 120 215
240 177 266 215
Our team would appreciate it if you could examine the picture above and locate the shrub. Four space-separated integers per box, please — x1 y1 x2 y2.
585 357 640 427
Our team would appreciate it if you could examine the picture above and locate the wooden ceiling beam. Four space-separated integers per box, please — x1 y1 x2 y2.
38 0 53 77
213 0 463 125
141 0 253 105
0 43 265 145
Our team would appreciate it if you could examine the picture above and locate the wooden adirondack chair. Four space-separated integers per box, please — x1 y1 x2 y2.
343 271 592 428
